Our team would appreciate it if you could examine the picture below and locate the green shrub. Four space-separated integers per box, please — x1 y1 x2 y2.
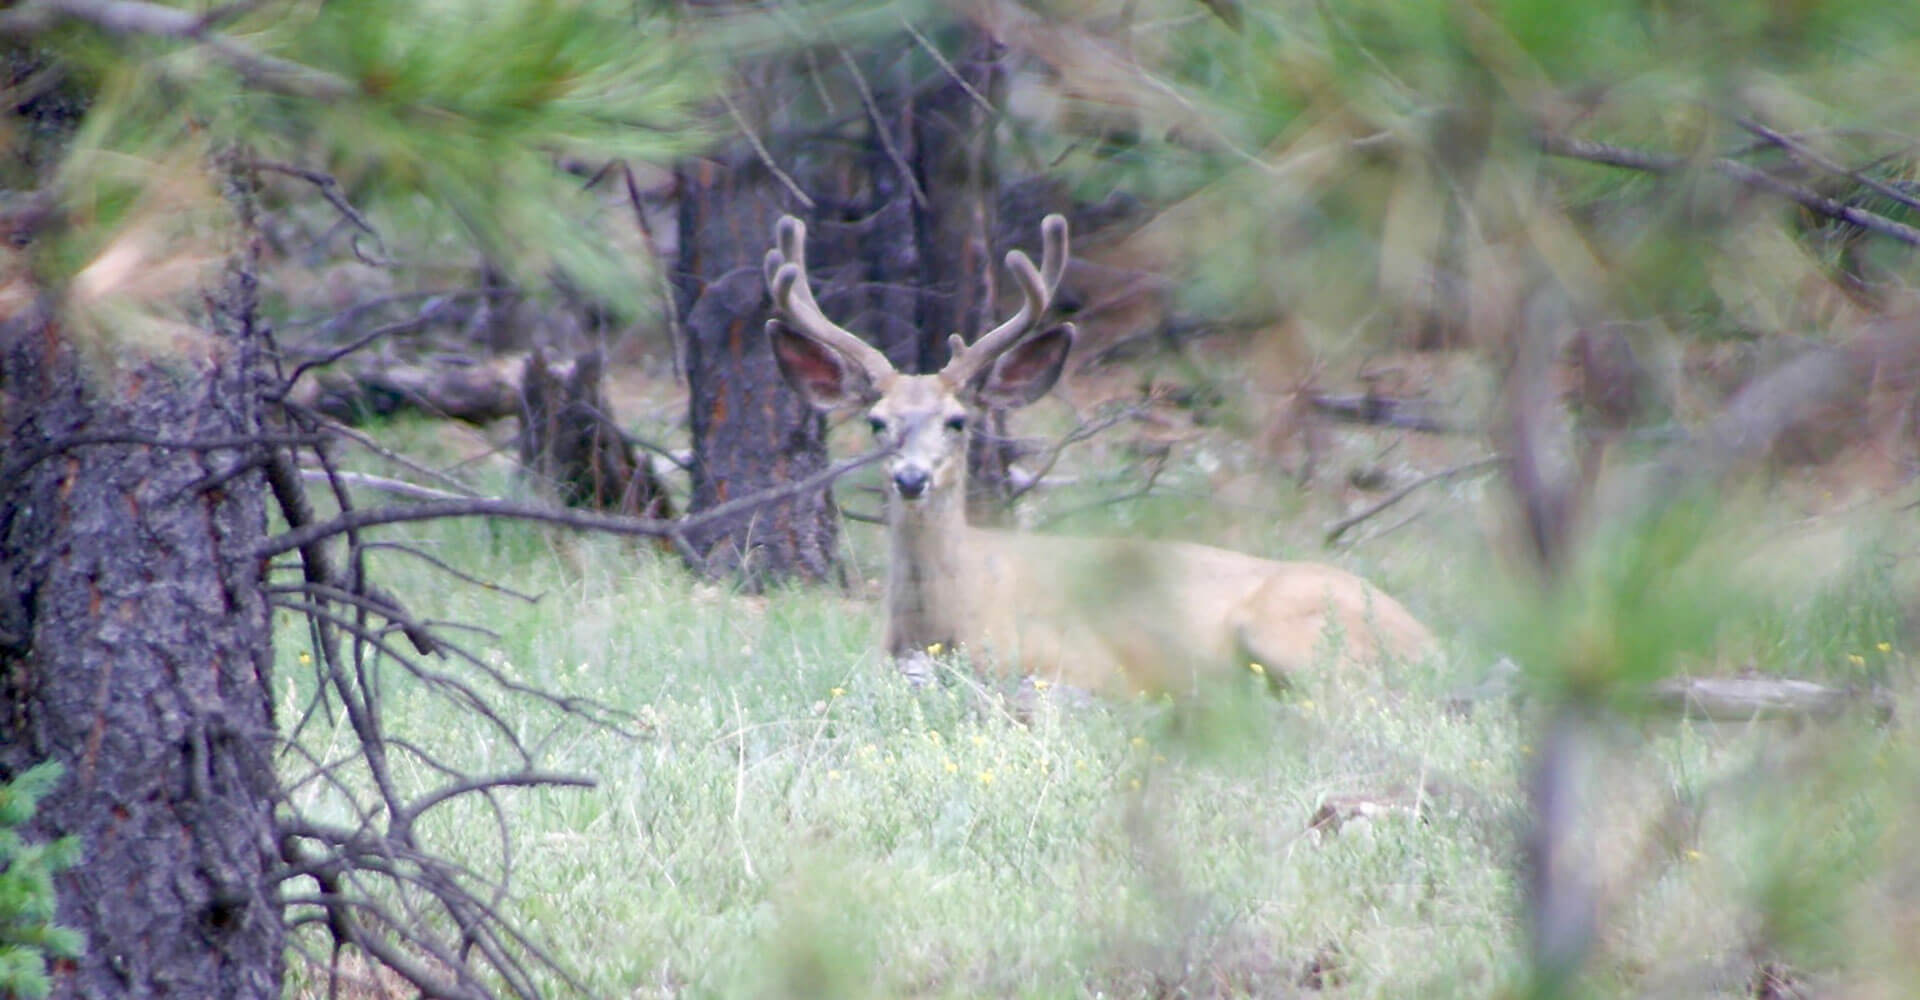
0 762 84 1000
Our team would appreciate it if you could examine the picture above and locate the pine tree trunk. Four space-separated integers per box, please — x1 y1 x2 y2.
909 31 1014 523
0 290 283 997
674 155 840 585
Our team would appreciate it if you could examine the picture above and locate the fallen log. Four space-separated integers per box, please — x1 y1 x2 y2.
1307 392 1464 433
291 355 526 425
1644 676 1894 722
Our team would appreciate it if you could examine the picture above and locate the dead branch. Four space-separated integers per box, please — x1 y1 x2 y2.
1540 130 1920 247
298 468 473 503
834 42 929 208
1735 118 1920 217
1324 455 1504 546
1007 402 1147 502
256 447 888 560
1307 392 1464 433
1642 676 1892 722
248 158 382 245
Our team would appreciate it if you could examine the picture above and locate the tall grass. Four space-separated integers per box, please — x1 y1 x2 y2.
279 409 1916 998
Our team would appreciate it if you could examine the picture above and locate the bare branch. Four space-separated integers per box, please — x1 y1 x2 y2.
835 42 929 208
716 90 814 209
1324 455 1504 546
1735 117 1920 217
1007 402 1146 502
248 158 381 243
298 468 474 503
1539 130 1920 247
257 447 888 560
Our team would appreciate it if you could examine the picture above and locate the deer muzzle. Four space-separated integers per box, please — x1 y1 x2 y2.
891 467 931 500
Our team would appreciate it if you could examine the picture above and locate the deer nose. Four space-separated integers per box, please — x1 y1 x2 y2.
892 468 931 499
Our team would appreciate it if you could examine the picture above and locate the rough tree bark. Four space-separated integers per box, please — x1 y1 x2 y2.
0 280 283 997
908 30 1013 522
519 349 674 518
674 152 840 584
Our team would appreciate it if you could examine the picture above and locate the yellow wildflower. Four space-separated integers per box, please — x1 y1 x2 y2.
1130 736 1147 748
831 686 846 698
926 642 944 656
1877 642 1893 653
943 757 957 773
1248 661 1265 676
978 770 994 785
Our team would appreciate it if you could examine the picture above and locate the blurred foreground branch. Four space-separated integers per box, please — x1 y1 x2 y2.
1539 131 1920 248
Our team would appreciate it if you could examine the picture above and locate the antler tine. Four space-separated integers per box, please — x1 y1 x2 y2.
943 213 1070 385
765 215 895 380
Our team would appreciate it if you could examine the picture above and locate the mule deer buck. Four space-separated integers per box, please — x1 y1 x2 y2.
765 213 1434 695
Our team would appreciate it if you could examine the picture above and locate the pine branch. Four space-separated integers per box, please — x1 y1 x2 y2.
2 0 356 100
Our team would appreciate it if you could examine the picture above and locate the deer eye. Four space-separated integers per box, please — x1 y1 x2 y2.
944 415 967 433
867 416 888 437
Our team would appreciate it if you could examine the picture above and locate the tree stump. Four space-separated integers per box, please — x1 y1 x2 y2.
517 350 672 518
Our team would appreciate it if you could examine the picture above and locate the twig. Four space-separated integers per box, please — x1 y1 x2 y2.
298 468 473 503
1036 450 1170 527
1324 455 1504 546
1540 131 1920 247
249 159 382 244
1735 117 1920 217
615 161 689 383
899 15 995 115
717 89 814 209
834 43 928 209
288 406 486 498
1008 403 1146 502
256 448 888 560
274 312 448 396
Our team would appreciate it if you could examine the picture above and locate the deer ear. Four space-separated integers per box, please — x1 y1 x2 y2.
769 320 878 410
972 324 1074 410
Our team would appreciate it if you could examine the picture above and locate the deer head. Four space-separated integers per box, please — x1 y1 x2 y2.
765 214 1073 504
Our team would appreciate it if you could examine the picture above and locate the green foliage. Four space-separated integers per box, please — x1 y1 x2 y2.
0 763 84 1000
31 0 708 330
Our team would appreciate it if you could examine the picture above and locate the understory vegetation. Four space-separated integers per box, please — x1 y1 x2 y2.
277 389 1919 998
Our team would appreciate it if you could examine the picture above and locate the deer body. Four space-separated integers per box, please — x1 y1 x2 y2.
883 462 1432 695
764 214 1433 695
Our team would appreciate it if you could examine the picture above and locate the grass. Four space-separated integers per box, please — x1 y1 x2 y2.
276 387 1919 998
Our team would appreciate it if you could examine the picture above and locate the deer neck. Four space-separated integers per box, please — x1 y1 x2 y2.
883 476 976 658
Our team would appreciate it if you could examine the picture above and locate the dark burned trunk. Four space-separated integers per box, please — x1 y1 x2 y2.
675 155 839 584
519 349 673 518
910 32 1013 523
860 28 1013 522
0 296 283 997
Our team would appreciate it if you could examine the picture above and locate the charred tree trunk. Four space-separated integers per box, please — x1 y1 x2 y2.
910 31 1013 523
674 154 839 584
0 285 284 997
518 349 673 518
